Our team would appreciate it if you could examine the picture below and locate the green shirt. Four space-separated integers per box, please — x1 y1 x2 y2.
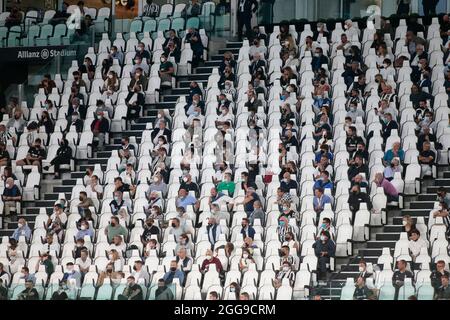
106 224 128 243
217 181 235 196
43 259 54 276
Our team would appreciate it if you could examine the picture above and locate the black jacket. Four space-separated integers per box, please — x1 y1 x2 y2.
151 128 172 144
238 0 258 16
348 191 372 213
90 118 109 133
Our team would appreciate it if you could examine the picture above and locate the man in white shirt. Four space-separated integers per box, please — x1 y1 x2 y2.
109 235 127 257
216 105 233 129
344 19 358 40
249 38 267 59
132 260 150 284
75 249 91 275
409 229 428 261
47 203 67 228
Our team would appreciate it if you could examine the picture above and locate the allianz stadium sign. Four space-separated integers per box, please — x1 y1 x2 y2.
0 46 77 63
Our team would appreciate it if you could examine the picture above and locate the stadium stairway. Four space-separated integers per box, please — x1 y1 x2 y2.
314 166 450 299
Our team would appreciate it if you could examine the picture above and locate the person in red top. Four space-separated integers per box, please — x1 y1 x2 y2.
90 111 109 151
200 249 223 273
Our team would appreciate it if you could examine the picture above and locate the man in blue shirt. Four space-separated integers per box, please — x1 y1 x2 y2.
2 177 21 218
313 171 334 191
315 144 334 164
175 188 199 211
240 218 256 240
12 218 32 241
239 187 260 216
313 188 332 215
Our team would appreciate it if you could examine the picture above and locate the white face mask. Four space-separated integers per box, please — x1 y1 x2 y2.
108 254 113 260
359 266 364 272
108 74 113 79
183 177 188 182
160 57 165 63
402 220 407 226
242 253 249 259
206 255 212 260
157 114 162 118
320 235 326 241
18 223 23 228
283 266 289 271
80 225 87 230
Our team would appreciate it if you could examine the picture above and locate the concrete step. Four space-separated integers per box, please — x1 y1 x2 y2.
225 41 243 48
433 179 450 186
367 241 396 249
204 60 222 67
399 209 432 217
393 216 429 224
383 225 404 233
375 233 401 241
218 47 239 54
211 53 237 61
179 80 207 88
409 201 436 209
443 171 450 178
358 248 392 257
427 186 450 193
44 193 71 200
417 194 438 201
195 66 214 74
178 73 210 82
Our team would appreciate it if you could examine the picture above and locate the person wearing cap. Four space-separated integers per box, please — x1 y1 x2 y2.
313 231 335 280
118 276 143 300
17 280 39 300
90 111 109 151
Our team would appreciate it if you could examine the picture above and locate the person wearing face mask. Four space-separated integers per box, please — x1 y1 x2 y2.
163 260 185 286
248 200 265 226
50 280 70 300
134 41 151 62
221 80 237 100
11 218 31 242
277 216 293 243
17 280 39 300
179 174 200 198
249 38 267 59
205 217 222 247
2 177 21 219
107 249 123 272
353 276 374 300
401 215 416 238
43 138 73 178
248 52 266 76
85 174 103 200
61 262 81 287
216 104 233 130
7 108 27 134
201 249 223 273
105 217 128 244
90 111 109 152
313 231 336 280
71 71 87 90
155 278 174 300
282 231 300 252
238 249 255 273
311 47 329 73
217 172 236 197
158 53 175 88
118 276 143 300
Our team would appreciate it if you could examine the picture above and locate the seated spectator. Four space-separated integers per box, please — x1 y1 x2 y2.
239 249 255 273
200 249 223 273
2 177 21 218
1 166 17 183
155 279 174 300
431 260 450 291
348 155 369 182
104 216 128 244
175 188 199 211
280 171 298 191
110 191 131 215
38 111 54 134
184 0 201 17
62 262 81 287
313 231 335 280
348 184 372 221
238 187 260 217
277 216 294 243
125 82 145 121
435 275 450 300
107 249 123 271
357 260 373 279
79 57 95 80
248 200 265 226
383 142 405 166
217 172 235 196
206 217 222 247
315 144 334 164
75 220 94 241
313 113 332 141
313 188 332 215
65 112 84 133
142 0 159 17
437 188 450 208
176 248 193 275
185 28 204 67
249 38 267 59
49 2 71 25
409 229 428 262
418 142 435 178
12 218 32 241
345 126 364 155
17 280 39 300
7 108 27 134
50 281 69 300
373 173 399 202
311 47 329 72
159 53 175 88
16 138 46 169
384 157 402 181
381 113 399 142
240 218 256 240
5 6 21 28
86 175 103 200
132 261 150 285
401 215 416 238
43 139 72 178
353 277 374 300
392 259 414 300
314 171 333 191
417 126 438 153
118 276 143 300
130 55 149 76
317 218 332 238
35 253 54 278
134 42 151 64
90 111 109 151
163 260 185 286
